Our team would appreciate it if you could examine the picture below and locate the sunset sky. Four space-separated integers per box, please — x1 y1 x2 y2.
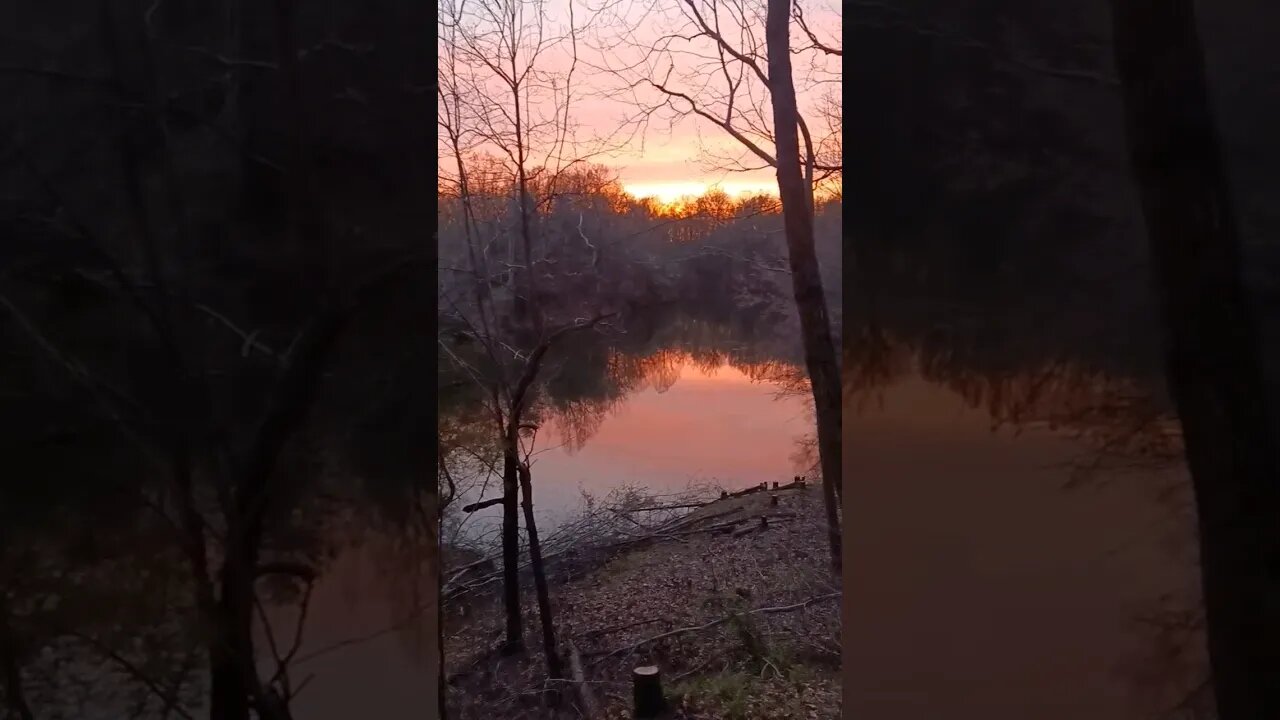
438 0 841 204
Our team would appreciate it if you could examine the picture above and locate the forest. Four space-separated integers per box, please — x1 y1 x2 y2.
6 0 1280 719
2 0 845 717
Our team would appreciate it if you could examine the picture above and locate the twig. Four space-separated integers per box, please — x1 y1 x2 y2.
574 616 668 641
596 592 841 660
626 502 709 512
64 631 194 719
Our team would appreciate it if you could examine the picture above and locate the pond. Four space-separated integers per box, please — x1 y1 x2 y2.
454 355 813 539
844 362 1201 720
843 222 1211 718
250 536 437 720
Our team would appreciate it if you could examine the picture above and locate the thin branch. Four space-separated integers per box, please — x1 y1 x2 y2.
794 2 841 57
597 592 840 659
64 630 195 720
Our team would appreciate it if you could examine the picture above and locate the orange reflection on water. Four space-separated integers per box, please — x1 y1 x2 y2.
530 359 811 522
844 371 1199 720
674 361 765 384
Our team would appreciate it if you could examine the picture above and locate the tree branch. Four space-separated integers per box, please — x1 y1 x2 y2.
596 592 841 659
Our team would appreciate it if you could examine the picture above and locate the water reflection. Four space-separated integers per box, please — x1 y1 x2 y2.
456 357 812 536
844 337 1204 719
252 533 434 720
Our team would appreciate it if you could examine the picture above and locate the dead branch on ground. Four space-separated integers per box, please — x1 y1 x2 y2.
594 591 841 660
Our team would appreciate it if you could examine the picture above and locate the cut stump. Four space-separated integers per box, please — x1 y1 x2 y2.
633 665 665 718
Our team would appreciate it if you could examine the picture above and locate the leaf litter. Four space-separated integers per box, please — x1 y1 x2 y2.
444 483 841 719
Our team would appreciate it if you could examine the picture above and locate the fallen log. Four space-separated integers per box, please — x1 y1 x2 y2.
627 502 709 512
655 506 739 534
596 592 841 660
679 512 798 538
568 642 601 719
774 478 807 492
444 546 574 601
731 516 769 538
445 510 800 604
703 517 751 535
574 616 667 641
729 482 768 499
442 554 500 589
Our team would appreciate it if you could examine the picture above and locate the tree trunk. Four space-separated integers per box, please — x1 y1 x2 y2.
519 461 564 680
1108 1 1280 716
439 601 447 719
500 431 525 653
568 642 600 719
208 614 252 720
765 0 842 574
212 312 344 719
209 543 259 720
439 589 447 719
426 447 446 720
0 597 36 720
495 333 571 656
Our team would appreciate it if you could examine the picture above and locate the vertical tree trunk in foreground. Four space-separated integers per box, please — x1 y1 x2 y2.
426 449 445 719
519 462 564 680
500 434 524 653
0 596 35 720
765 0 842 573
208 577 254 720
1109 1 1280 716
439 590 448 719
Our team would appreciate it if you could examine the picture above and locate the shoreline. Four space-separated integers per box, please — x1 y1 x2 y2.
443 482 842 719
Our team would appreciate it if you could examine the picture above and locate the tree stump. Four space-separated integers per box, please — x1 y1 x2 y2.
633 665 665 718
770 494 779 506
720 490 729 499
772 481 779 489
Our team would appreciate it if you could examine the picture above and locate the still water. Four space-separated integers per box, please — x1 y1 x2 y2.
844 364 1203 719
252 356 810 720
252 539 436 720
455 357 812 539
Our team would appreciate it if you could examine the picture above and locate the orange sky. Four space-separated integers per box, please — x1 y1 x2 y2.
438 0 841 204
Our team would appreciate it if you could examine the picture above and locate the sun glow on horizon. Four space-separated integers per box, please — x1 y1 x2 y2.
622 181 778 205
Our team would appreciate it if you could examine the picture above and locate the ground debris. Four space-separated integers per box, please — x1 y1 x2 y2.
445 484 841 719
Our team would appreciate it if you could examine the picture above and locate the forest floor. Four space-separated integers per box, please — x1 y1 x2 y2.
443 483 842 719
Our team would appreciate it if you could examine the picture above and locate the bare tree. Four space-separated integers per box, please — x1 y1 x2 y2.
593 0 843 571
438 0 633 675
